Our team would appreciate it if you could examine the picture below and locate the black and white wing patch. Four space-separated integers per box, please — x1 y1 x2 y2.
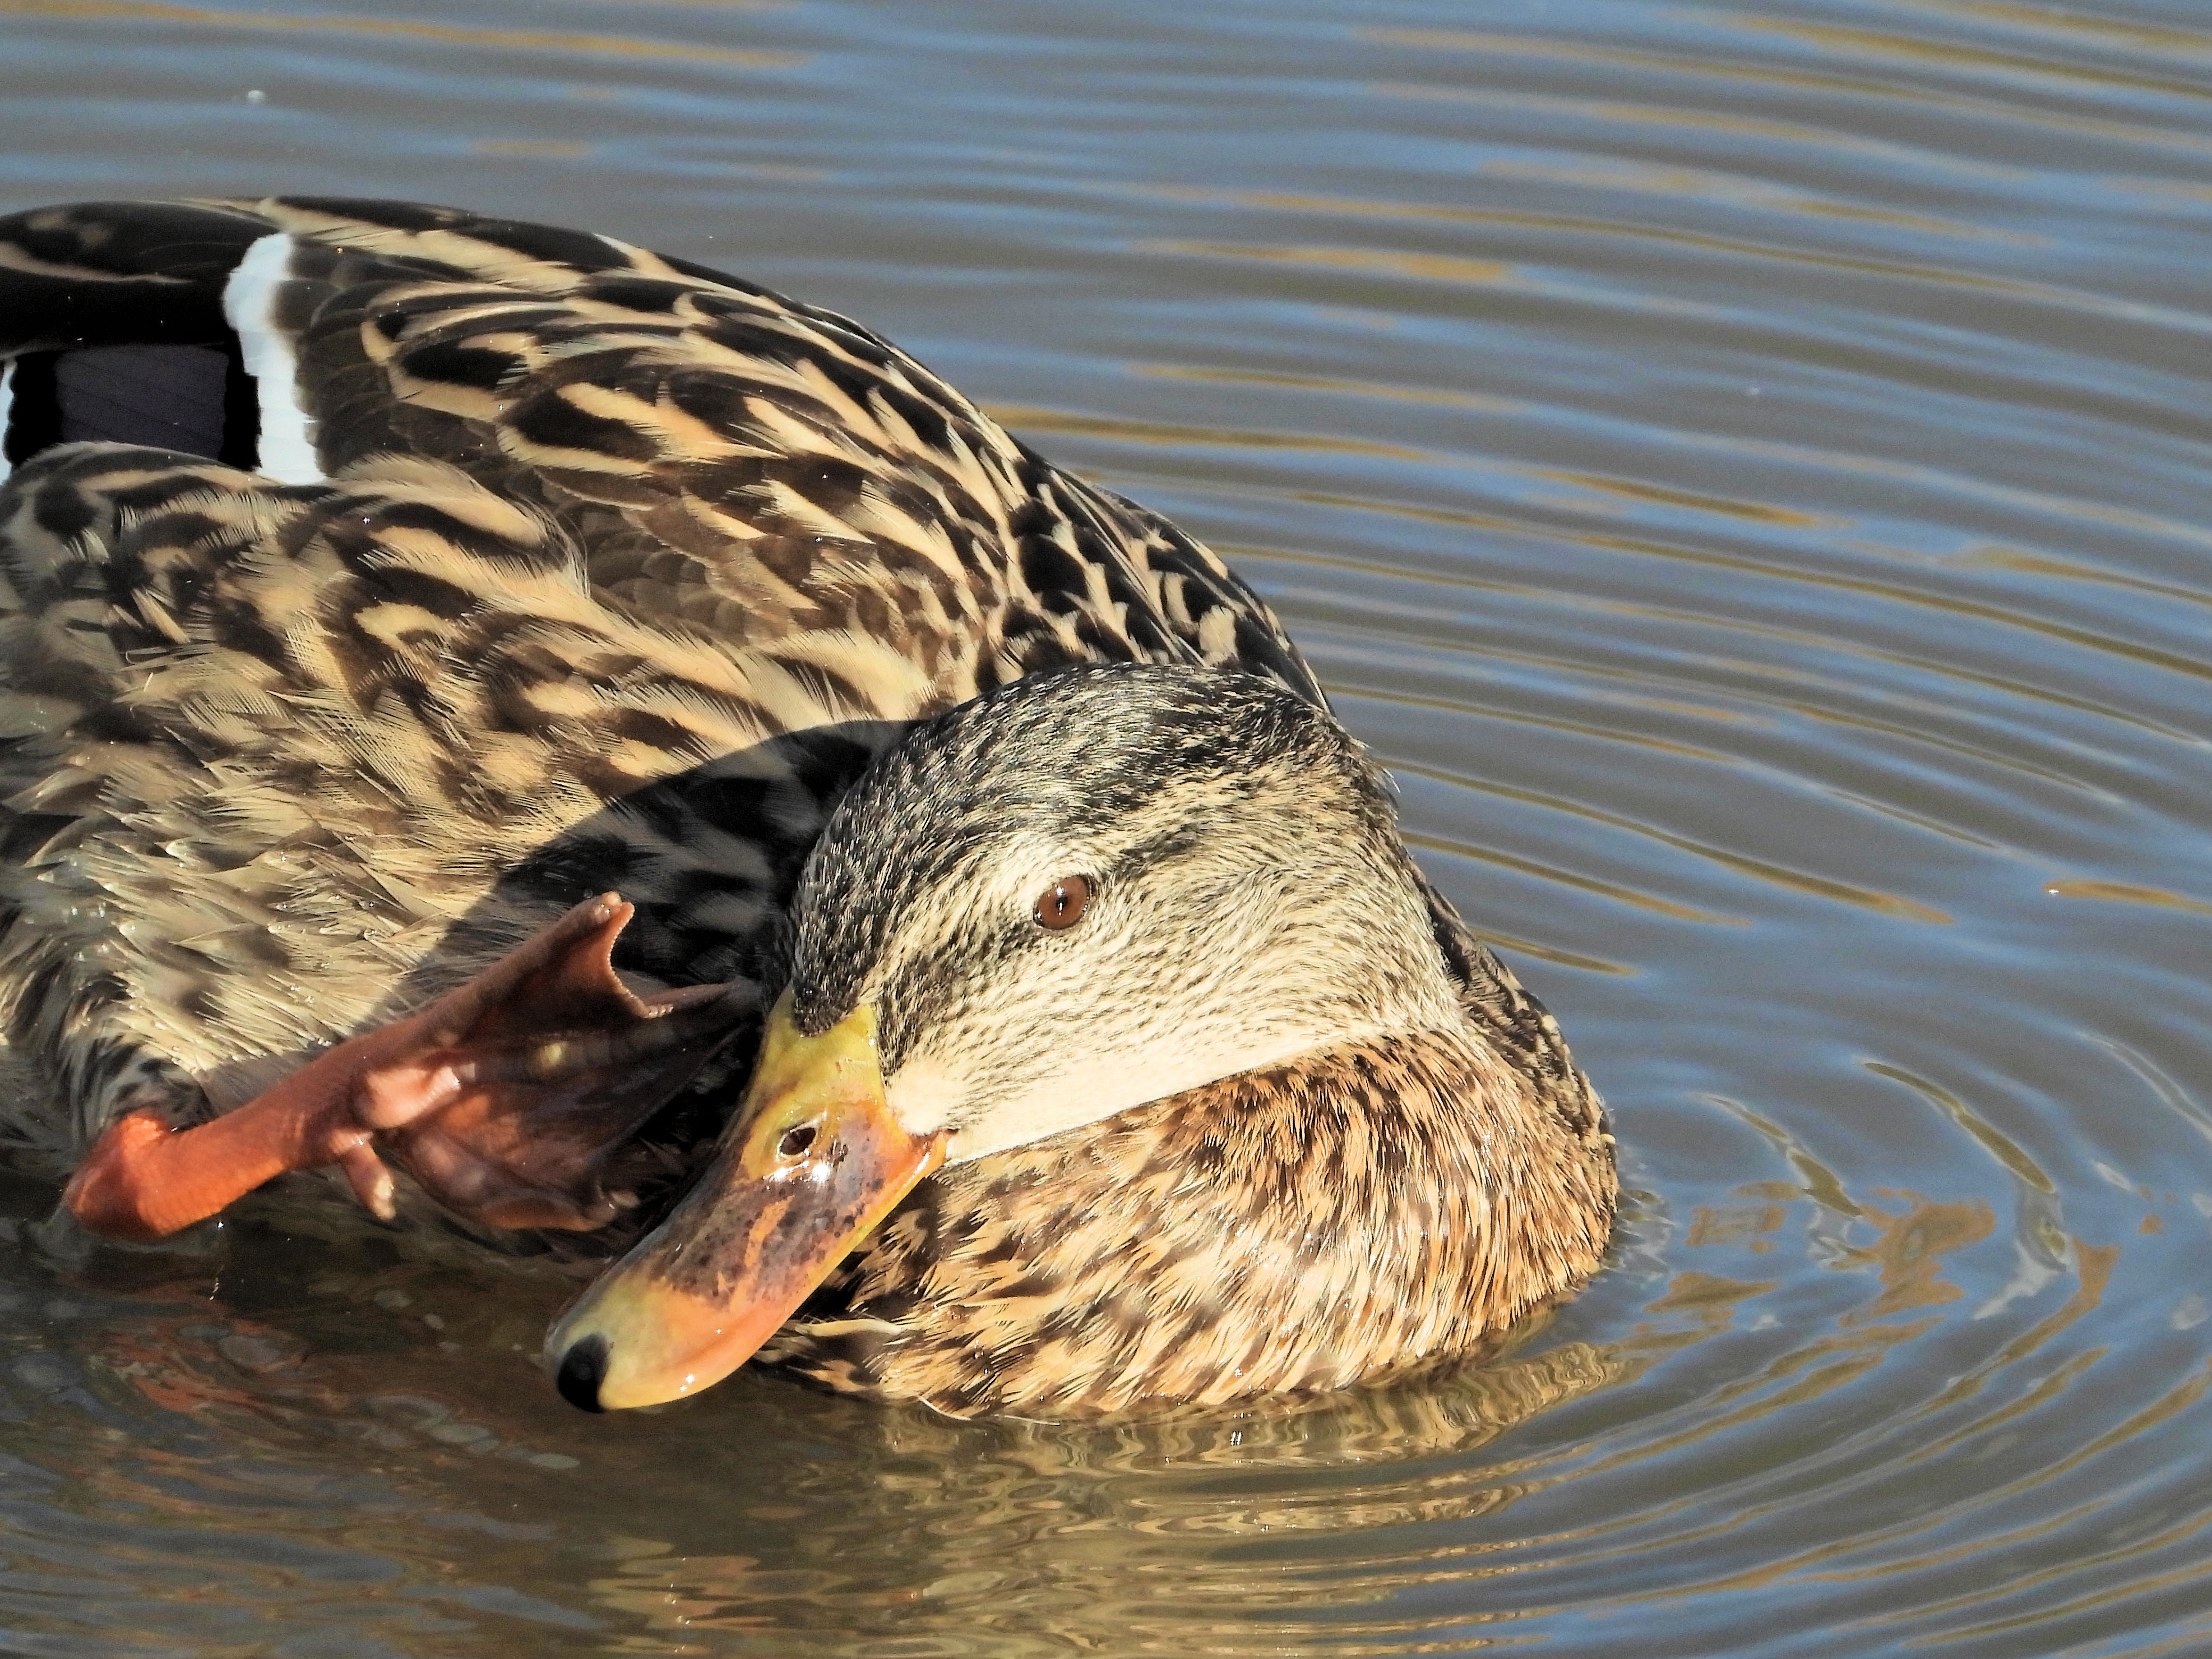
0 200 272 477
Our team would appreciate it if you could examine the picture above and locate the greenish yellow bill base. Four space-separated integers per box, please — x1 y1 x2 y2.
546 995 944 1411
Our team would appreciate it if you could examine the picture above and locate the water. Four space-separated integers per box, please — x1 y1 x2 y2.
4 0 2211 1652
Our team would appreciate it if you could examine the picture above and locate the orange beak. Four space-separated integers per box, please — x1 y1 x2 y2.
544 992 943 1411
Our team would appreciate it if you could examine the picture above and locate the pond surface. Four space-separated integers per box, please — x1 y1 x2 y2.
5 0 2212 1653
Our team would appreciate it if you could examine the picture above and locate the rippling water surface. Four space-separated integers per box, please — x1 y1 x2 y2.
5 1 2212 1653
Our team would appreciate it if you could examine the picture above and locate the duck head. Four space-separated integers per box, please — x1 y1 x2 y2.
545 662 1464 1410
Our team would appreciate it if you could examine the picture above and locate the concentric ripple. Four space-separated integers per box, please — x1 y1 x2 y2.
3 0 2212 1654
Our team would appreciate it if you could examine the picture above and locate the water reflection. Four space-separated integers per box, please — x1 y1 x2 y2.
0 1108 2171 1658
0 1 803 68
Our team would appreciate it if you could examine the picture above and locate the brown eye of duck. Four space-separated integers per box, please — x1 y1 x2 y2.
1034 875 1091 931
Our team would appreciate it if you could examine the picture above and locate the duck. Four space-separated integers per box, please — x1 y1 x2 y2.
0 196 1616 1417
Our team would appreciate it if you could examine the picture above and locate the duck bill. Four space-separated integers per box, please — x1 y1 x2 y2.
544 993 943 1411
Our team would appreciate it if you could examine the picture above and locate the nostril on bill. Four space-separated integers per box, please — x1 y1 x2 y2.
556 1333 611 1413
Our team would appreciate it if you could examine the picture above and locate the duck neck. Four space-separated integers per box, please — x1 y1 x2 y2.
770 1018 1618 1415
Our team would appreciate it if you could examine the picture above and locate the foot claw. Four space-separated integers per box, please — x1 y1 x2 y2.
338 1143 397 1223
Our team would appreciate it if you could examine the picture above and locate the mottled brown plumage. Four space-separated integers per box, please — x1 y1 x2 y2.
0 197 1616 1415
773 1027 1612 1415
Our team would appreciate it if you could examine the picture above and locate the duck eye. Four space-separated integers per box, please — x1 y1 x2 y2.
1033 875 1091 932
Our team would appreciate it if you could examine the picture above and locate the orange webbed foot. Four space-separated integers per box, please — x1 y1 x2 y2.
64 895 757 1241
360 895 757 1229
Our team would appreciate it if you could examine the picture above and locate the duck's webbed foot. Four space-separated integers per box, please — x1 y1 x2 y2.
64 895 756 1240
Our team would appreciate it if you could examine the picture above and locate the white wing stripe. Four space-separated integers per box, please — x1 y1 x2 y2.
222 234 323 484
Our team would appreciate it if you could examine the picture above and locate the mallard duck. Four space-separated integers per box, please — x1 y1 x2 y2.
0 197 1616 1416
